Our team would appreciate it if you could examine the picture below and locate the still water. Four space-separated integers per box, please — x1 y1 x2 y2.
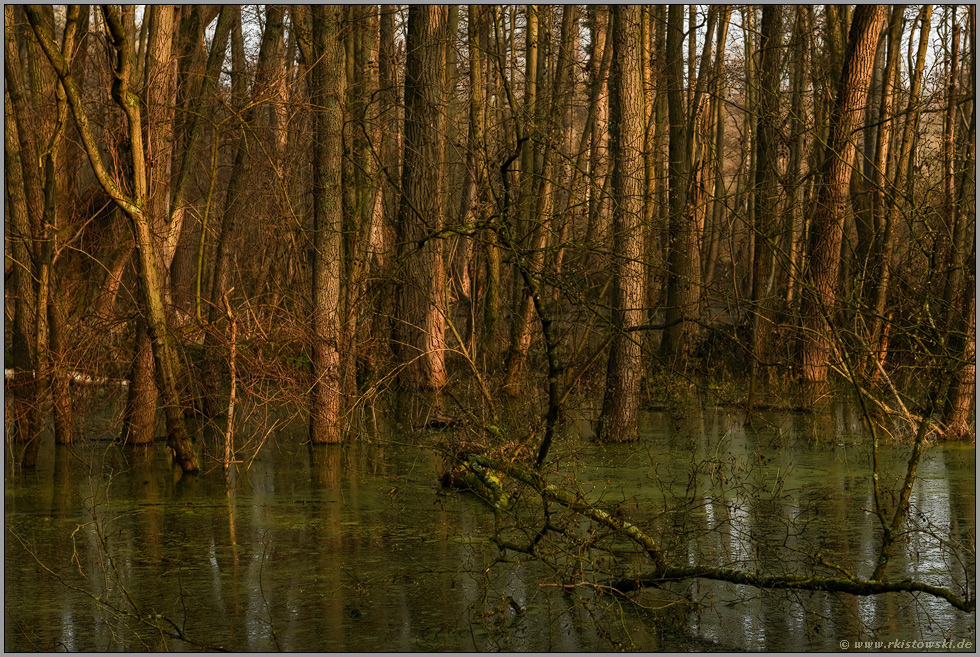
5 403 976 651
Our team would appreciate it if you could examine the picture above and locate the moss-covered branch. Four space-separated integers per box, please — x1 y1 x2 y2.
464 454 975 614
611 566 974 614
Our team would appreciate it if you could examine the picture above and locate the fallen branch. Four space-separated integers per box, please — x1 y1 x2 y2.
463 454 975 614
609 565 974 614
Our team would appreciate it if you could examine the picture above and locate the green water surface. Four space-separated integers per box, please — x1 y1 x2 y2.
4 404 975 651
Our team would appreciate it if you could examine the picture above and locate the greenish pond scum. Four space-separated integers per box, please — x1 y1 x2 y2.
4 403 975 651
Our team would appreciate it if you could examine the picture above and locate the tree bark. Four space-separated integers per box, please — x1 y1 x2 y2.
800 4 886 384
308 5 345 444
660 5 700 368
5 7 45 452
26 5 200 472
597 5 645 443
746 5 783 413
122 4 179 446
3 83 39 448
867 5 932 376
396 5 449 391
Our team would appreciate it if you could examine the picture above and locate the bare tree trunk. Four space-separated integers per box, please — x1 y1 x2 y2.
938 19 962 315
784 7 809 311
5 6 46 452
48 286 72 445
396 5 449 391
3 85 39 448
800 4 887 384
366 5 401 373
868 5 932 374
942 7 975 440
660 4 700 368
585 6 611 247
703 7 732 292
458 5 487 349
597 5 645 443
308 5 345 444
8 6 80 461
646 5 668 341
204 6 284 414
122 4 179 446
120 328 158 445
739 6 756 301
27 5 200 472
746 5 783 414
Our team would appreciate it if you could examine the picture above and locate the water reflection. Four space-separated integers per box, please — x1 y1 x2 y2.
4 405 975 651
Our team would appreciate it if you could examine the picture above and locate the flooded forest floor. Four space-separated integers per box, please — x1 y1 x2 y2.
4 388 975 652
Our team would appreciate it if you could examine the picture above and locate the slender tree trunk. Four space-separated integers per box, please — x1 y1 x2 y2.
740 6 756 300
800 4 887 384
647 5 668 338
309 5 345 444
27 5 200 472
503 5 542 393
48 7 86 448
864 6 902 335
481 7 502 356
204 6 284 414
660 5 700 368
746 6 783 414
937 20 961 312
868 5 932 373
5 6 46 452
3 85 39 448
703 7 732 292
784 8 809 311
366 5 401 373
597 5 645 443
459 5 488 350
122 4 179 445
585 6 611 248
942 7 975 440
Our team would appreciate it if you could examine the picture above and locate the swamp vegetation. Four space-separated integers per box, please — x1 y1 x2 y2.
4 4 977 651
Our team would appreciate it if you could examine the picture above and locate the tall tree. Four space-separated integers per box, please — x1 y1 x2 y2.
800 4 887 384
120 4 179 446
396 5 450 390
941 6 976 440
27 4 200 471
868 5 931 375
4 8 43 453
660 4 699 367
203 5 285 414
597 5 645 443
746 5 783 412
308 5 345 444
